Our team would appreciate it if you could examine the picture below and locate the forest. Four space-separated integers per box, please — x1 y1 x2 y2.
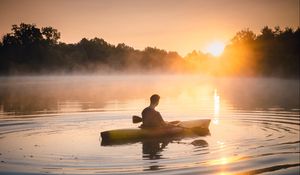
0 23 299 78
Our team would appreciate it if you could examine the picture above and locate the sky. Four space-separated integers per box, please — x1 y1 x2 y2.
0 0 299 56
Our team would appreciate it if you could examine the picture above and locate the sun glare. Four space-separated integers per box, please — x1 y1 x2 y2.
205 41 225 57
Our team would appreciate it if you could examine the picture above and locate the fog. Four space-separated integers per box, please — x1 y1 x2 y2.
0 75 299 117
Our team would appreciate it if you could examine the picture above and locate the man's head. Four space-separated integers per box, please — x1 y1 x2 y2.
150 94 160 106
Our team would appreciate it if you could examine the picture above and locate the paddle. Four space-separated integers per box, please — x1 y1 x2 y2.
132 115 180 125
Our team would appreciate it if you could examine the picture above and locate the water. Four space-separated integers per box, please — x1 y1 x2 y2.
0 75 299 175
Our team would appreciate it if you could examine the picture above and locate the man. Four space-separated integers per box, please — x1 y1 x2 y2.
141 94 168 128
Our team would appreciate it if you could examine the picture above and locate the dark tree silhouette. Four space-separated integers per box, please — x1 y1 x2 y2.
231 28 256 44
216 26 300 77
41 27 60 45
0 23 299 78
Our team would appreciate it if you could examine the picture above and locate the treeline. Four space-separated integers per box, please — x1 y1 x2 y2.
222 26 299 77
185 26 300 78
0 23 299 77
0 23 184 74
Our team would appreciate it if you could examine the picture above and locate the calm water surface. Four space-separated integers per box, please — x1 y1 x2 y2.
0 75 299 174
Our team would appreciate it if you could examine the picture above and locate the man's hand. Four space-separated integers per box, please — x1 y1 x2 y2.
168 121 180 126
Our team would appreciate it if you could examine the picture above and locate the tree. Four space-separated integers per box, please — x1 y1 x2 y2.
42 27 60 45
10 23 43 45
231 28 256 44
258 26 275 41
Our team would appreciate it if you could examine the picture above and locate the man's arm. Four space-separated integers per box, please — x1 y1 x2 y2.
157 112 180 127
157 112 168 126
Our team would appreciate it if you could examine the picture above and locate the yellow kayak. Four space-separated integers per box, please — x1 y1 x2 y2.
101 119 210 146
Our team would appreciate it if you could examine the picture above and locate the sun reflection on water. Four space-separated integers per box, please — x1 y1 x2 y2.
213 89 220 125
206 155 244 166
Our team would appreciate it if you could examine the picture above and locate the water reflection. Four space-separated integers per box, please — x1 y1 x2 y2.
142 138 209 171
142 139 169 160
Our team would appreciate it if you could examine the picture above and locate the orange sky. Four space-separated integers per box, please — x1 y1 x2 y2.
0 0 299 56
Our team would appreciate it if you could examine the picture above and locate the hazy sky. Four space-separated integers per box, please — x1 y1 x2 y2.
0 0 299 56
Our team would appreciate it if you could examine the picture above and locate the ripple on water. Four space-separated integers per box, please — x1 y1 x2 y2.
0 109 299 175
0 76 299 175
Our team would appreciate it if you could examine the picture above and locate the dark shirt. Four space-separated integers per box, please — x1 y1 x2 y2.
141 107 165 128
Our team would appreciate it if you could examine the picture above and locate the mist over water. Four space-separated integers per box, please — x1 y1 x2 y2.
0 75 299 174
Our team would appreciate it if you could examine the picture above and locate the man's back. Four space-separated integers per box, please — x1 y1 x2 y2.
141 107 165 128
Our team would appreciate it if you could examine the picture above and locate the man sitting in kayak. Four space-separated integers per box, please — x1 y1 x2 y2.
141 94 178 128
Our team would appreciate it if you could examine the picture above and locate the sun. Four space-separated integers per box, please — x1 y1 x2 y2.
204 41 225 57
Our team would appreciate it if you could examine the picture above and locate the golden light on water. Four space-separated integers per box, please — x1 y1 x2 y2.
206 156 243 166
213 89 220 125
204 41 225 57
217 173 234 175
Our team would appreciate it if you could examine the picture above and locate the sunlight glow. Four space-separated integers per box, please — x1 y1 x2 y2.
205 41 225 57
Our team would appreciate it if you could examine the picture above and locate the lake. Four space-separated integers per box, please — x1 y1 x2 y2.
0 75 299 175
